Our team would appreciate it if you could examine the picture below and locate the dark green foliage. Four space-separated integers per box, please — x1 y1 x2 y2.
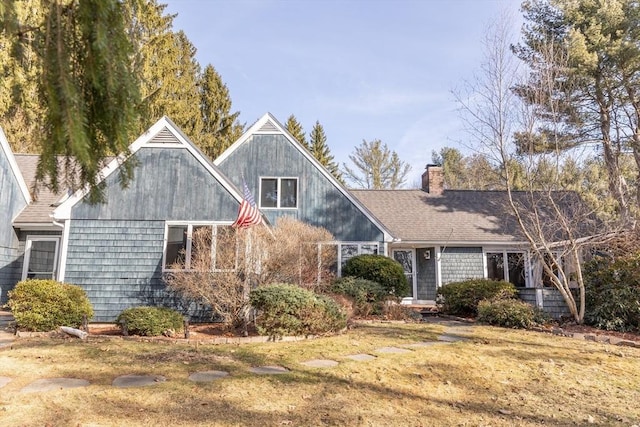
331 276 388 316
583 255 640 332
342 254 409 298
7 279 94 332
477 298 538 329
38 0 141 202
437 279 517 316
116 306 184 337
249 284 346 338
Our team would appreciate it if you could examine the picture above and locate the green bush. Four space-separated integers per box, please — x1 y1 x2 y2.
250 283 346 338
583 255 640 332
342 254 409 298
7 279 94 332
116 306 184 337
437 279 517 316
477 298 538 329
331 276 388 316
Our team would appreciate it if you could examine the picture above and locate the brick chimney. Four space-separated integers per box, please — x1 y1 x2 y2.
422 164 444 195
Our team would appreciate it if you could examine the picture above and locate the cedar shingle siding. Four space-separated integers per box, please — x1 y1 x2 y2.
440 247 484 285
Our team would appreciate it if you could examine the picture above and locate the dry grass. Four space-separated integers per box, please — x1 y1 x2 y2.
0 322 639 426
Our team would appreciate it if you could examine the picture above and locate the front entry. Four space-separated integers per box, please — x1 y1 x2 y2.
393 247 437 303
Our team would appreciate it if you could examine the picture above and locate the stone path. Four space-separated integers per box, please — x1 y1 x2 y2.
0 317 472 393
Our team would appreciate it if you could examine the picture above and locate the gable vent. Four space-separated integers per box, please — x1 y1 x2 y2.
258 120 278 133
150 127 179 144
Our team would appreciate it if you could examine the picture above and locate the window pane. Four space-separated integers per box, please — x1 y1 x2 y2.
486 252 504 281
166 225 188 269
215 226 237 270
280 178 297 208
542 253 560 287
341 244 358 266
321 244 338 277
260 178 278 208
191 226 212 270
27 240 57 278
507 252 526 287
360 244 378 255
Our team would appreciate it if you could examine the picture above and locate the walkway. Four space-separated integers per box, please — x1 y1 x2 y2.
0 317 472 393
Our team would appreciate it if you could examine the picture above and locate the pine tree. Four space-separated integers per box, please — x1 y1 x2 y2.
309 121 343 183
342 139 411 189
285 114 307 149
198 64 244 160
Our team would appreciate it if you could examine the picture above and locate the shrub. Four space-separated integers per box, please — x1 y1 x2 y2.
437 279 517 316
116 306 184 337
331 276 388 316
7 279 94 332
477 298 538 329
342 254 409 298
583 255 640 332
249 283 346 338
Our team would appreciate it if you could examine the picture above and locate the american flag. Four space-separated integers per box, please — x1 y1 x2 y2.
232 181 262 228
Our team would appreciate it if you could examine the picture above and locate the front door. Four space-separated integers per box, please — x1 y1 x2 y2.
392 249 414 299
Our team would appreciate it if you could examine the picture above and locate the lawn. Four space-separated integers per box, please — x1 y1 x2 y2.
0 321 638 426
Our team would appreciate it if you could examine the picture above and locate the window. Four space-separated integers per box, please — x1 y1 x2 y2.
163 223 236 271
318 241 380 277
22 236 60 280
486 250 526 287
260 177 298 208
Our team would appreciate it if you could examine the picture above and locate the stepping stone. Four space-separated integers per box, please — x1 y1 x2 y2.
112 374 166 388
345 353 376 361
188 370 229 382
249 365 289 374
405 341 438 348
376 346 412 354
0 377 12 388
438 334 467 343
21 378 89 393
300 359 339 368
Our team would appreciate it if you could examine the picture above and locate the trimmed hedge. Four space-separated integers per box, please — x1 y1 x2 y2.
437 279 516 316
331 276 388 316
249 283 346 338
342 254 409 298
477 298 539 329
8 279 94 332
116 306 184 337
584 255 640 332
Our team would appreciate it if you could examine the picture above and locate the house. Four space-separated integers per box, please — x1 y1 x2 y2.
0 113 583 321
0 114 392 321
352 165 592 317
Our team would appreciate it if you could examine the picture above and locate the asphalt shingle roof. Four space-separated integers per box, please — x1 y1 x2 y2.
12 155 65 224
351 189 527 244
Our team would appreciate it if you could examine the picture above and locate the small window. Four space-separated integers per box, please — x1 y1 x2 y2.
22 237 60 280
260 177 298 209
486 250 526 287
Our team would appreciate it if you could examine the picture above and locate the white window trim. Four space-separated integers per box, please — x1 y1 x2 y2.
162 222 235 272
259 176 299 209
22 235 61 281
483 248 530 287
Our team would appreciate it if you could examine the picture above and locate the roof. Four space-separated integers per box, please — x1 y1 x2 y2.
351 189 532 245
12 155 65 225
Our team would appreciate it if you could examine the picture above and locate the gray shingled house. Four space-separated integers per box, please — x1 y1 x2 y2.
0 114 392 321
0 113 582 320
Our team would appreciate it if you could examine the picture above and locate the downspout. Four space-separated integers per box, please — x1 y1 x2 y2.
52 219 70 282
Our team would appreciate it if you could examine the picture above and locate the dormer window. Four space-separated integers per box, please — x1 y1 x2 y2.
260 177 298 209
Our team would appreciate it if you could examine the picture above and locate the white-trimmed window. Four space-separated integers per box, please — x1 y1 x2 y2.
485 250 527 287
22 236 60 280
260 177 298 208
163 223 236 271
319 241 380 277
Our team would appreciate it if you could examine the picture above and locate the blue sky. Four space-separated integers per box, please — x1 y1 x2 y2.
164 0 522 186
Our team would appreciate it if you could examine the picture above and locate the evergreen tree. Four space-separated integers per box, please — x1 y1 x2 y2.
285 114 307 149
198 64 244 160
342 139 411 189
309 121 343 183
0 0 142 201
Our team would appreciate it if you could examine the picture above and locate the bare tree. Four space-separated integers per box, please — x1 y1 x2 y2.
455 12 608 324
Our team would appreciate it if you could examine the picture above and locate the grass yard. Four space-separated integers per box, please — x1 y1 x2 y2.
0 321 639 426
